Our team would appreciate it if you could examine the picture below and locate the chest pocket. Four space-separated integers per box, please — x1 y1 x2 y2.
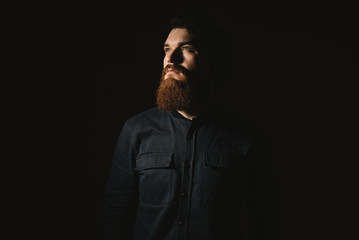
135 152 175 204
201 153 245 203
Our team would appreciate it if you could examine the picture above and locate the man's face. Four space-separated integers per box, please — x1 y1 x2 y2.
163 28 199 81
156 27 209 114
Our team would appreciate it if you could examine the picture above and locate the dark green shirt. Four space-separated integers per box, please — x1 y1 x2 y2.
103 106 279 240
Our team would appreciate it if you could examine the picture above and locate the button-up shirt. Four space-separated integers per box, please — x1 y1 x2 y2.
103 106 279 240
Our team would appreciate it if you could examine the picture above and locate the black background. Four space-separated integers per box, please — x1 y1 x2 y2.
30 4 358 240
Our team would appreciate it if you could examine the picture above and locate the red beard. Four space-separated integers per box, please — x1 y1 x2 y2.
156 65 202 114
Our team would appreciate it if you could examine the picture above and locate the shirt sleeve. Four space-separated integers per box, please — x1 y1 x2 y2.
244 128 280 240
102 120 138 240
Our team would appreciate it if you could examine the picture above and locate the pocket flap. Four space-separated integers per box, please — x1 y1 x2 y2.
204 154 230 168
135 152 174 171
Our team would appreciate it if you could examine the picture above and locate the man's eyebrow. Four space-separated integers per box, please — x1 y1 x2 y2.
163 41 194 48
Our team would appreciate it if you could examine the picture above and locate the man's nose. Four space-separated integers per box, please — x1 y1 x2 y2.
167 48 183 64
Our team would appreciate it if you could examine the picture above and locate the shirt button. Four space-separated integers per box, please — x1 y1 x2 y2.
178 219 184 225
180 192 186 199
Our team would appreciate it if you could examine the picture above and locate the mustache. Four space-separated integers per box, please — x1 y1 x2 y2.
163 64 189 75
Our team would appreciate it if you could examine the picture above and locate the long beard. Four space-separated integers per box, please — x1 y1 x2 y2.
156 65 202 115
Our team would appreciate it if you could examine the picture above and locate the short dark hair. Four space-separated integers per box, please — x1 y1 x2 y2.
168 11 229 88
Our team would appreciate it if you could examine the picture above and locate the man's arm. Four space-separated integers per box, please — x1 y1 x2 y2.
244 128 280 240
102 121 138 240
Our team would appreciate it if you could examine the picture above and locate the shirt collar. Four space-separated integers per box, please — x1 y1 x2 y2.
170 110 193 122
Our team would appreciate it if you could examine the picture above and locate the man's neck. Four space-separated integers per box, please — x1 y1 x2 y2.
177 110 196 120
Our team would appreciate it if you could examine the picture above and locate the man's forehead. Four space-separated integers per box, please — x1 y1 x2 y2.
164 28 194 46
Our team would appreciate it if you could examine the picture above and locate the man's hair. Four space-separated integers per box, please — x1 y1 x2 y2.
168 11 229 89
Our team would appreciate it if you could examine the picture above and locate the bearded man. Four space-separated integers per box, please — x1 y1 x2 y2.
103 12 279 240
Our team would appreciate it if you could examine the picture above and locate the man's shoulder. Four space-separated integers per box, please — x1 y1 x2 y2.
124 107 167 126
209 104 256 128
208 104 264 139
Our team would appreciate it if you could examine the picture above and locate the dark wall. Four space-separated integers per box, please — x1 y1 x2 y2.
39 4 358 240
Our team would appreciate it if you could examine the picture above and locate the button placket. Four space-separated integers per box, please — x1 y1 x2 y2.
177 121 197 239
178 218 184 225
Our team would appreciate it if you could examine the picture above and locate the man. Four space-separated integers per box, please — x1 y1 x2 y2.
103 12 279 240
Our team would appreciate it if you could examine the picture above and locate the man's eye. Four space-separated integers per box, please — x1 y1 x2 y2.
164 48 171 52
181 46 192 51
